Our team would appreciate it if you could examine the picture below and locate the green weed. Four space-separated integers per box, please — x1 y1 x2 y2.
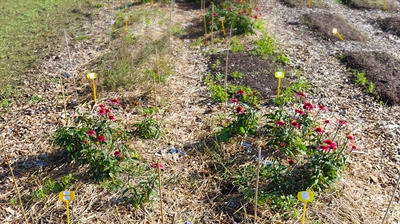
230 36 244 53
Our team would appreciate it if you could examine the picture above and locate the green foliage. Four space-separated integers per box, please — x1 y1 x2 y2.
231 71 244 79
367 82 375 94
31 174 75 201
205 2 261 35
133 117 162 139
275 52 290 65
272 73 310 106
55 101 138 181
253 32 276 58
122 175 158 209
211 59 221 69
230 36 244 53
355 71 367 85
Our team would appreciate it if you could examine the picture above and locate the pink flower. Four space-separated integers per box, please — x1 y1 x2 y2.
208 21 212 25
294 108 306 115
290 121 300 129
109 98 119 105
235 106 245 113
96 135 106 142
242 9 247 14
236 90 246 95
323 120 331 124
349 144 358 151
109 115 116 121
98 104 106 109
313 127 325 135
317 104 326 111
338 119 348 126
227 6 232 10
213 12 218 17
98 109 107 116
296 92 307 98
303 102 314 110
323 139 337 150
346 134 355 141
114 150 123 158
151 163 165 169
230 98 239 103
254 7 260 11
317 144 330 151
275 121 285 126
86 130 96 136
238 12 242 15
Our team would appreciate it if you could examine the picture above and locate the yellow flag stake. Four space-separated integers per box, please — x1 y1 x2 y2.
125 15 130 33
1 134 29 224
298 191 314 224
219 17 226 37
308 0 312 8
59 191 75 224
332 28 344 41
383 0 389 10
86 73 98 103
274 72 284 97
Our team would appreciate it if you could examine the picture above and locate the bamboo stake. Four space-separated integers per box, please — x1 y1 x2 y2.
156 47 161 106
1 134 29 224
381 170 400 224
254 147 261 224
157 162 164 224
63 29 78 104
211 4 214 44
59 75 68 121
224 50 228 116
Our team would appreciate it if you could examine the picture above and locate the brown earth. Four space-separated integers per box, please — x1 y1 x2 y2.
341 51 400 105
375 16 400 37
302 12 367 42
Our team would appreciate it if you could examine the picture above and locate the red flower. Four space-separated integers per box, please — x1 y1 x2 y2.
317 144 330 151
230 98 239 103
242 9 247 14
236 89 246 95
303 102 314 110
98 109 107 116
275 121 285 126
98 104 106 109
151 163 165 169
349 144 358 151
346 134 355 141
109 98 119 105
227 6 232 10
83 139 89 144
294 108 306 115
323 120 331 124
288 159 295 165
235 106 245 113
86 130 96 136
338 119 348 126
280 142 287 147
323 139 337 150
109 115 116 121
317 104 326 111
254 7 260 11
114 150 123 158
296 92 307 98
290 120 300 129
313 127 325 135
96 135 106 142
213 12 218 17
238 12 242 15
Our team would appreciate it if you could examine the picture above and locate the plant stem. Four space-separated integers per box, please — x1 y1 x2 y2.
1 134 29 224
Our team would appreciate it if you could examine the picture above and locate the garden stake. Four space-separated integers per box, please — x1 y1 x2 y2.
298 191 314 224
1 134 29 224
59 74 68 121
308 0 312 8
156 47 161 106
381 170 400 224
211 4 214 44
219 17 226 37
203 14 208 45
383 0 389 10
63 29 78 104
224 50 229 115
254 147 262 223
274 72 284 97
332 28 344 41
86 73 98 103
156 162 165 224
59 191 75 224
125 15 130 33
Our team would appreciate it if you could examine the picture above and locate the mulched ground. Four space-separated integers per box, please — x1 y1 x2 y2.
341 51 400 105
302 13 367 42
375 16 400 37
208 53 289 100
342 0 398 11
279 0 326 8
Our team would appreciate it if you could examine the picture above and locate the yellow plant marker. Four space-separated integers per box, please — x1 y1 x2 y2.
308 0 312 8
86 73 98 103
298 191 314 224
332 28 344 41
383 0 388 11
59 191 75 224
125 15 130 33
274 72 284 97
219 16 226 37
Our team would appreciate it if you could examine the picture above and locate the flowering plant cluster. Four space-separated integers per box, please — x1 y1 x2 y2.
55 99 138 180
205 2 262 35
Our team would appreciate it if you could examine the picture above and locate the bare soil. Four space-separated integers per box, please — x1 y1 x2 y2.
341 51 400 105
302 12 367 42
376 16 400 37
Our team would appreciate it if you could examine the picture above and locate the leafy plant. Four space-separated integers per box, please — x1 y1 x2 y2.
231 71 244 79
355 71 367 85
31 174 75 201
253 32 276 58
231 36 244 53
275 52 290 65
122 175 158 209
133 117 162 139
367 81 375 94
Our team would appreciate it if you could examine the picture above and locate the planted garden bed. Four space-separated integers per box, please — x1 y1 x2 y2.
341 51 400 105
341 0 398 11
279 0 325 8
302 13 367 42
375 16 400 37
